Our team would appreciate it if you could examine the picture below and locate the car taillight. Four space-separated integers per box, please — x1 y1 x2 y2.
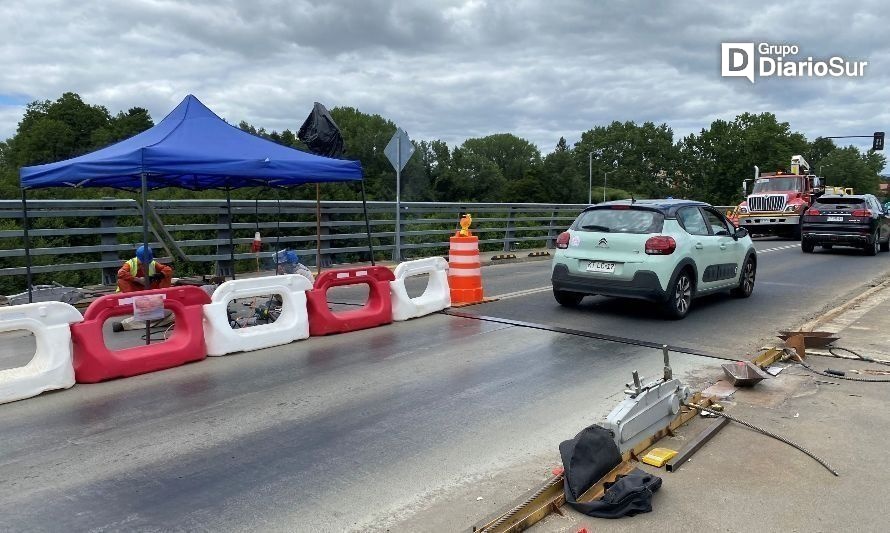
556 231 570 249
852 209 871 217
611 205 630 210
645 236 676 255
805 208 820 216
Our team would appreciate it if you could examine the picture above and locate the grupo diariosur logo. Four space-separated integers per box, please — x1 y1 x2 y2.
721 42 868 83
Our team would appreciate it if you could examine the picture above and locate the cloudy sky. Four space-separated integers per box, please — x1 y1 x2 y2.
1 0 888 159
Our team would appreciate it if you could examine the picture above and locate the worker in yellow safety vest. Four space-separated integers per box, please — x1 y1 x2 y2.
116 245 173 293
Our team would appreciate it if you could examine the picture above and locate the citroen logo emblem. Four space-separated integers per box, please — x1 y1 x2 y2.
597 238 609 248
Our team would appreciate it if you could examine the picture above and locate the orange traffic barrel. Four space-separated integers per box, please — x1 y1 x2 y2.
448 235 483 304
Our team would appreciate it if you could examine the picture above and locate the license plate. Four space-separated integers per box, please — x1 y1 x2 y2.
827 216 843 222
586 261 615 273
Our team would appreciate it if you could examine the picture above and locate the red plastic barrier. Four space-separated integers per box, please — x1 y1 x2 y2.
307 266 396 336
71 286 211 383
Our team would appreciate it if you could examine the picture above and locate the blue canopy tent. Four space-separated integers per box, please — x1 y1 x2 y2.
19 94 374 306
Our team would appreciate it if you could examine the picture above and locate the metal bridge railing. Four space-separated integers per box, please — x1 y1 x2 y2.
0 199 589 286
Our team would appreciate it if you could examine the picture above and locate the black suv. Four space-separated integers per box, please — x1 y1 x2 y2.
801 194 890 255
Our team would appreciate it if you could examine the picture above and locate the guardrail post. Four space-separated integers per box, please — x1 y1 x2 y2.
546 209 559 249
216 208 234 278
100 199 119 285
319 211 332 268
503 207 516 252
391 208 401 262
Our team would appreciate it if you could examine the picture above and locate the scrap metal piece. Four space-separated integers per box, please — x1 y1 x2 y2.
665 417 729 472
785 334 806 360
777 330 839 348
752 347 785 369
721 361 772 387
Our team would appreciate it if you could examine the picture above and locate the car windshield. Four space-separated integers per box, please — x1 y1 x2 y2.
574 208 664 234
752 177 801 193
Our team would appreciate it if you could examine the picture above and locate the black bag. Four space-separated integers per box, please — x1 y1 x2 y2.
297 102 344 158
559 424 662 519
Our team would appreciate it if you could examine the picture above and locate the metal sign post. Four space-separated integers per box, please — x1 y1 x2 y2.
384 128 415 262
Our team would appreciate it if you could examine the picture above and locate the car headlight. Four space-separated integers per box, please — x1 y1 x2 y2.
739 206 748 214
784 204 801 212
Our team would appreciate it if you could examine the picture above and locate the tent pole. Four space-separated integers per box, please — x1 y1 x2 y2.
21 188 33 303
360 181 375 266
141 173 151 346
226 187 236 280
315 184 322 275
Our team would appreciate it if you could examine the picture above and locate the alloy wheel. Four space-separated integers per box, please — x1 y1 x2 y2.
742 261 755 294
675 275 691 313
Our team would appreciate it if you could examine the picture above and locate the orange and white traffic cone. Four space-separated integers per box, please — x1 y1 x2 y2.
448 234 483 304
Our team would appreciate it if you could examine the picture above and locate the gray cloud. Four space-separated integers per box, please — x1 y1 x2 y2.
1 0 887 165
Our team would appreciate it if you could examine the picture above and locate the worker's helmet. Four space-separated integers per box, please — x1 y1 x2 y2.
136 245 154 263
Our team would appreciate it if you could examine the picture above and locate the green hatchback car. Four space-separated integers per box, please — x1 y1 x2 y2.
552 199 757 319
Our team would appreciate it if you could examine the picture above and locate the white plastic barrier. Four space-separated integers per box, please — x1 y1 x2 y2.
203 274 312 356
0 302 83 405
390 257 451 321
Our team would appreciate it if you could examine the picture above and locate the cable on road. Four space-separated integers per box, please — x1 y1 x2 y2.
795 357 890 383
828 345 890 367
686 402 839 476
440 310 731 361
776 348 890 382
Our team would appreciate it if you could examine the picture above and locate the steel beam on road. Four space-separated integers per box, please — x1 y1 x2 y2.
665 417 729 472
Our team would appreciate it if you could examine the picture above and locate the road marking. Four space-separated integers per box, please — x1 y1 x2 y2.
757 244 799 253
491 286 552 300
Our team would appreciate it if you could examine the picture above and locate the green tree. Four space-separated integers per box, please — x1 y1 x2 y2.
807 136 837 172
539 137 584 203
678 112 809 204
575 121 678 199
460 134 541 183
330 107 398 201
436 147 505 202
90 107 154 148
0 93 152 198
7 93 113 167
445 133 540 202
819 146 885 194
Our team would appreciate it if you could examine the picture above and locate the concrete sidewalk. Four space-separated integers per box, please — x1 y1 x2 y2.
535 278 890 532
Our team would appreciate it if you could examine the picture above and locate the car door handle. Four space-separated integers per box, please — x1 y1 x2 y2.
719 244 727 250
695 243 703 250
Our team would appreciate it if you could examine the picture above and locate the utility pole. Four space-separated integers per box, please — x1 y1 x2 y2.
604 163 618 203
588 152 593 204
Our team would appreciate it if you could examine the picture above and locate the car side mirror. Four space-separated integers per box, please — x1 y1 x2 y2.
734 227 749 240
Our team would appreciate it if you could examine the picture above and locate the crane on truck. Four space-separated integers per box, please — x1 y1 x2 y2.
730 155 846 240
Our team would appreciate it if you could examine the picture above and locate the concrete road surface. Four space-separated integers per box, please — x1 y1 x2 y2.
1 238 888 531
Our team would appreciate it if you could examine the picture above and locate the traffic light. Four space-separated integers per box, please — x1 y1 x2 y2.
874 131 885 151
